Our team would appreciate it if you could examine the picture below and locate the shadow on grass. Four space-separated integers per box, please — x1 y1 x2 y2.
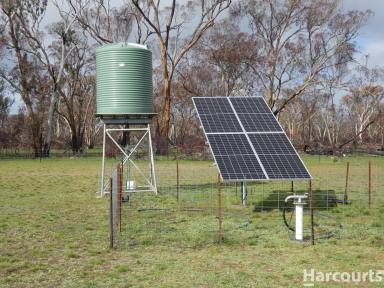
253 189 339 212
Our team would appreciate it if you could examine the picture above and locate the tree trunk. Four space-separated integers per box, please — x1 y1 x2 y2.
7 13 44 158
158 44 171 155
31 121 43 158
159 78 171 155
43 91 59 157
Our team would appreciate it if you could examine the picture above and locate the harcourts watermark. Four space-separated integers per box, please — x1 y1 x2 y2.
303 269 384 287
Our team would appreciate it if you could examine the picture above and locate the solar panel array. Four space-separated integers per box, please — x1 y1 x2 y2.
193 97 311 181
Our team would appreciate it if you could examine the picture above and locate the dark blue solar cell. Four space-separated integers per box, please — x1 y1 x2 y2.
207 134 253 156
248 133 296 155
215 154 266 181
199 114 242 133
258 154 310 179
237 113 282 132
230 97 271 113
193 97 233 114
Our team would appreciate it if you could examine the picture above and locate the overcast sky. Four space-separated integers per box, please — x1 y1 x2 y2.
341 0 384 68
9 0 384 113
42 0 384 67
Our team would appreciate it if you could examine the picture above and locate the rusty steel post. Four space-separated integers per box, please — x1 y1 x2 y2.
344 162 349 204
309 180 315 245
176 159 180 204
369 161 372 209
217 173 223 242
117 163 123 232
109 177 114 249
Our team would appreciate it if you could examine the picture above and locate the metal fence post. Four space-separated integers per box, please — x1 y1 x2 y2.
309 180 315 245
217 173 223 242
109 177 114 249
344 162 349 204
369 161 372 209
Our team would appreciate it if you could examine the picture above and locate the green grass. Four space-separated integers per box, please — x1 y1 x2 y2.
0 155 383 287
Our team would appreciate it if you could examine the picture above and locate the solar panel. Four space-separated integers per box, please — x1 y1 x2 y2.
199 114 242 133
207 134 254 155
193 97 233 114
230 97 271 113
206 134 266 180
192 96 311 181
258 154 310 179
248 133 296 155
194 97 243 133
237 113 282 132
215 154 266 180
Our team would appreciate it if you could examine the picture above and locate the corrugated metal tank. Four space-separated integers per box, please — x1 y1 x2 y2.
96 43 153 115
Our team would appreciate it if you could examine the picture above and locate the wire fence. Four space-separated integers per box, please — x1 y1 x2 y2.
107 155 384 249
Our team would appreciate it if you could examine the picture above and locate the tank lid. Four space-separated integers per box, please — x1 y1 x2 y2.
97 42 148 52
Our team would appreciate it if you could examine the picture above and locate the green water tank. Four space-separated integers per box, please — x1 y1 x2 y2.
96 43 153 115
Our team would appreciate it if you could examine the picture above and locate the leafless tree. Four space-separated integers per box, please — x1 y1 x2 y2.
1 0 50 156
185 19 255 97
48 22 95 153
340 67 384 148
235 0 372 115
65 0 137 44
132 0 231 154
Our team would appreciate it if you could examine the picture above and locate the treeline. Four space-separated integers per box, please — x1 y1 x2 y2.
0 0 383 157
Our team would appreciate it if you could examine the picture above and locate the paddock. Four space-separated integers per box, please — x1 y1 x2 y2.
1 155 383 286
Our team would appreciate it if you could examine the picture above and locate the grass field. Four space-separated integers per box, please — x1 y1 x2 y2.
0 155 383 287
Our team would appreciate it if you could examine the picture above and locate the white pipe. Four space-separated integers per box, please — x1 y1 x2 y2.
285 194 307 241
295 203 304 241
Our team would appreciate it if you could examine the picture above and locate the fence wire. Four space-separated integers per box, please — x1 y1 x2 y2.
108 155 383 249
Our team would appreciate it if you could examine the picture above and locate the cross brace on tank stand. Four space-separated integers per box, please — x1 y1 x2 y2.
98 115 157 198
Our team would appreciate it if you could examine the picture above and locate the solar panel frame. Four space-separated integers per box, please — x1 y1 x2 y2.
192 96 312 182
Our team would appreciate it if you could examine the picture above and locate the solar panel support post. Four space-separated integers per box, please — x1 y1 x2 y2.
241 182 247 207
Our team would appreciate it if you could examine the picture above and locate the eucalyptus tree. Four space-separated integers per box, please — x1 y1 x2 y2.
1 0 81 156
1 0 49 156
236 0 372 115
131 0 231 154
340 67 384 148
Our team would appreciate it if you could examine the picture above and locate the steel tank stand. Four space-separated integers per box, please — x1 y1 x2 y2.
99 121 157 197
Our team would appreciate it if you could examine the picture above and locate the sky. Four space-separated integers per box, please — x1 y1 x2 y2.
341 0 384 68
8 0 384 113
41 0 384 67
